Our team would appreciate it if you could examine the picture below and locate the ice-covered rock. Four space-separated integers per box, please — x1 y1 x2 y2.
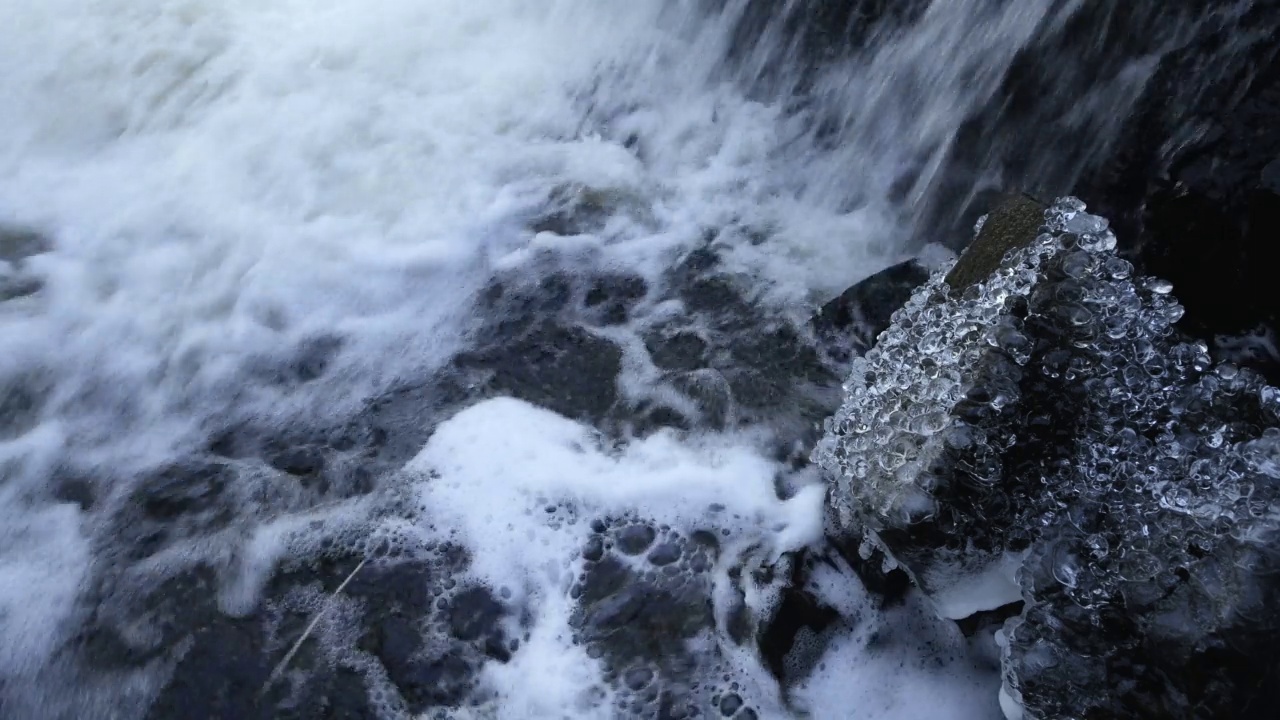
815 196 1280 719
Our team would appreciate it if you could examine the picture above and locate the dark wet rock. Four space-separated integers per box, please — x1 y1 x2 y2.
623 665 654 691
78 565 223 672
105 460 239 563
666 369 733 431
1 225 53 302
816 198 1280 719
615 524 657 556
1078 3 1280 383
144 616 276 720
77 489 507 720
147 610 373 720
645 328 709 372
481 271 575 322
267 445 326 478
447 587 510 660
245 335 344 388
0 373 47 441
584 273 649 325
827 533 911 609
660 246 842 439
811 259 930 366
135 461 231 520
572 519 724 714
943 193 1043 292
530 184 635 237
918 2 1226 244
755 553 841 684
0 273 42 301
315 550 511 715
455 319 621 424
0 224 52 262
646 542 682 567
51 472 96 511
339 370 477 467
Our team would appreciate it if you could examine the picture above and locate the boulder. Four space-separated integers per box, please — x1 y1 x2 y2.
815 197 1280 719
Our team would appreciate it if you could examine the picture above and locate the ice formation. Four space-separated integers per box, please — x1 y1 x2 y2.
815 197 1280 718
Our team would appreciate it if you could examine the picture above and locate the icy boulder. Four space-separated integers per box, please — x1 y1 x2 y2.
814 196 1280 719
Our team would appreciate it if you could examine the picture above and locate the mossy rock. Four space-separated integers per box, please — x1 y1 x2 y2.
944 193 1045 293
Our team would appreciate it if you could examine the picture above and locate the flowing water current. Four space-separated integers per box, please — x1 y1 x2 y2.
0 1 1225 718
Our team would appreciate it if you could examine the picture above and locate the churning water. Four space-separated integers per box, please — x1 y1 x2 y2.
0 1 1220 718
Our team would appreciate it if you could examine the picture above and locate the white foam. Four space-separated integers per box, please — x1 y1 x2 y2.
792 591 1003 720
398 397 823 713
0 499 88 678
474 592 614 720
404 396 822 594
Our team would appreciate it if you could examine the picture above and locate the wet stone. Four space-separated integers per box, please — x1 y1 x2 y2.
811 259 931 366
51 473 96 511
584 273 648 325
667 369 733 431
624 665 655 691
0 224 52 262
615 524 657 556
108 460 239 562
571 519 724 714
77 565 223 672
447 586 510 660
455 320 621 424
0 273 42 301
0 374 48 441
943 192 1045 292
1081 9 1280 384
645 328 709 372
244 335 344 388
815 197 1280 720
144 615 277 720
267 445 326 477
583 535 606 562
135 461 231 520
756 555 842 685
646 542 682 567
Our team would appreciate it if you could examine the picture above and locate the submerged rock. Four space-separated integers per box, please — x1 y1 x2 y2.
811 259 930 367
0 224 51 262
815 197 1280 719
0 224 51 301
570 517 769 719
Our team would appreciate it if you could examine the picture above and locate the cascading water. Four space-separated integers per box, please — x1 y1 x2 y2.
0 1 1246 719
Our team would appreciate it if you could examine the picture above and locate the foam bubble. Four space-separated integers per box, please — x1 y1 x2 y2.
403 396 822 593
792 592 1003 720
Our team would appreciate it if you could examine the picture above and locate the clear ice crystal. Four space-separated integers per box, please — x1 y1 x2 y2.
813 197 1280 720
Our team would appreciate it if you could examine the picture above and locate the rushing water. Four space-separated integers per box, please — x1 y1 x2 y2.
0 1 1222 718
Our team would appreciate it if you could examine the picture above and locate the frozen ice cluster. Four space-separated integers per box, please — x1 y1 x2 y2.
814 197 1280 719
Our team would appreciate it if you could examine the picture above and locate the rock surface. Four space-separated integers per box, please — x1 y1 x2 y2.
53 205 919 719
1080 1 1280 384
0 224 50 301
816 197 1280 719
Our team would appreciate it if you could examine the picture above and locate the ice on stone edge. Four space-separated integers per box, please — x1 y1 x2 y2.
815 196 1280 719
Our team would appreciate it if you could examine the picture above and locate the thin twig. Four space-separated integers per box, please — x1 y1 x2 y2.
259 556 368 697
